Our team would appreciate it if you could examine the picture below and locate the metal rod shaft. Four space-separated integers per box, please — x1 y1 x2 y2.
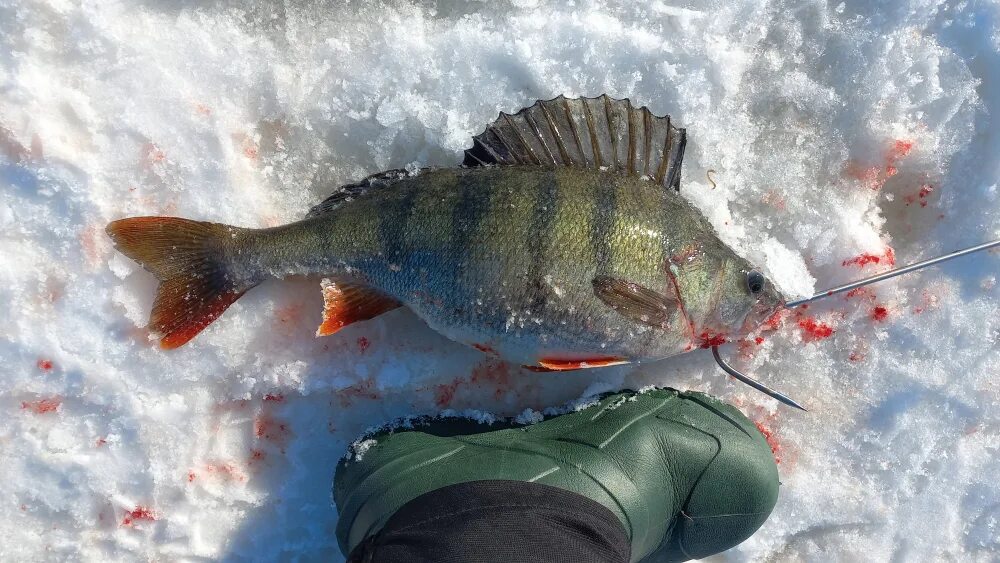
785 239 1000 308
711 346 807 411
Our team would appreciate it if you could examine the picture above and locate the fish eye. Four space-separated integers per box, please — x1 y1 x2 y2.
746 270 765 294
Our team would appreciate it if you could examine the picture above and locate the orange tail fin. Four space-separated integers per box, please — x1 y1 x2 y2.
106 217 259 349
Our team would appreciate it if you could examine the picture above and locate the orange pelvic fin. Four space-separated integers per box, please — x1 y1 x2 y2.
531 356 631 372
317 278 401 336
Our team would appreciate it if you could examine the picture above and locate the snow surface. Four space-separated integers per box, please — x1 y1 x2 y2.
1 0 999 560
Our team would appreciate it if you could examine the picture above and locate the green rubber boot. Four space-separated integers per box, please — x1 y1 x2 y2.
334 388 779 562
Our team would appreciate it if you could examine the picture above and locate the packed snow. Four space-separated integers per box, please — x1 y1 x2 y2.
1 0 999 560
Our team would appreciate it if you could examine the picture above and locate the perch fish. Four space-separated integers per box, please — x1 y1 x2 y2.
107 96 786 372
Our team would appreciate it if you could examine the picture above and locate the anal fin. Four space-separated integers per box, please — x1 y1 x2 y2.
317 279 401 336
527 356 631 372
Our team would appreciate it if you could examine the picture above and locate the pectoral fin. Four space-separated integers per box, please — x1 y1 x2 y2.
592 275 679 329
317 279 401 336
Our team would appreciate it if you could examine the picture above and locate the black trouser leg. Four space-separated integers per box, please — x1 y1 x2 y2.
347 480 631 563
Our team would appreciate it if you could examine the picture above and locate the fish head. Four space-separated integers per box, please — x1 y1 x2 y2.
738 265 786 332
670 244 786 344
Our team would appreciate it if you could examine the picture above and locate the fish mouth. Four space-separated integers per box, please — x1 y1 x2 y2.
741 295 785 333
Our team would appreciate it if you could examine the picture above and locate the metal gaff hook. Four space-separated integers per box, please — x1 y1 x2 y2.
713 238 1000 410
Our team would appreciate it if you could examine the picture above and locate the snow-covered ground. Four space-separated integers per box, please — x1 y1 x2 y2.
1 0 998 560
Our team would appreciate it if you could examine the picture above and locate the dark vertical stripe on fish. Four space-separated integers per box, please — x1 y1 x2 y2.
378 188 419 261
451 171 492 283
527 170 559 314
591 174 617 275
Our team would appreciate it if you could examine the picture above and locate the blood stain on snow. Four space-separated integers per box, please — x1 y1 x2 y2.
336 378 380 407
248 449 267 466
844 139 915 190
204 463 246 482
434 378 464 407
848 351 866 362
187 471 196 483
263 393 284 403
761 190 786 210
870 306 889 322
753 421 782 464
737 339 756 360
904 184 935 207
470 359 512 400
842 246 895 268
254 414 291 449
761 310 789 332
36 359 53 371
357 336 370 354
844 162 883 190
697 330 728 349
95 437 107 447
845 287 875 301
21 397 61 414
121 506 156 526
141 142 166 165
472 343 498 356
797 318 835 341
80 224 111 268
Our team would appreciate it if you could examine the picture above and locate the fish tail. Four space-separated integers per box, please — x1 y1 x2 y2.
106 217 261 349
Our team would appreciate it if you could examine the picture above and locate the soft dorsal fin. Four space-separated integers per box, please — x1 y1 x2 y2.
463 95 687 191
306 169 411 219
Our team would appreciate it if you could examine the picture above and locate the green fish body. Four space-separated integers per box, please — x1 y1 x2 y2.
107 96 785 370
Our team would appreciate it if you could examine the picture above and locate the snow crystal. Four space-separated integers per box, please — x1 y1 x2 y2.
348 439 377 462
1 1 998 561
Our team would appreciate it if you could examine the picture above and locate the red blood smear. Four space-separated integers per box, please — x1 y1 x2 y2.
121 506 155 526
36 359 53 371
890 140 914 159
842 253 882 267
754 336 765 345
254 414 291 450
357 336 370 354
470 360 511 400
848 351 865 362
336 378 380 406
753 422 781 463
434 378 463 408
95 437 107 447
188 471 196 482
762 310 788 332
205 463 246 482
797 318 835 341
472 343 497 356
871 306 889 322
248 449 267 465
263 393 284 403
697 331 728 349
845 287 873 300
844 162 883 190
21 397 61 414
842 247 895 268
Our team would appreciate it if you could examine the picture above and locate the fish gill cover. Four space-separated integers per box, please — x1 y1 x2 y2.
0 0 998 561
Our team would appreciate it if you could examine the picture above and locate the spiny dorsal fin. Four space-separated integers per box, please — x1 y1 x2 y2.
306 169 411 219
463 95 687 191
